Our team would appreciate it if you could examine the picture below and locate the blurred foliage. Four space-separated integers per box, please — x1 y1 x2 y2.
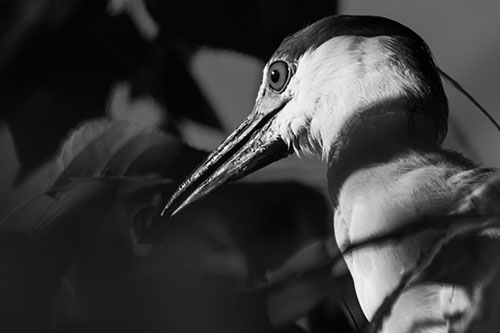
0 0 336 183
0 119 362 332
0 1 370 332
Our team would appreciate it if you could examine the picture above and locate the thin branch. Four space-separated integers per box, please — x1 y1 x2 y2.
439 68 500 134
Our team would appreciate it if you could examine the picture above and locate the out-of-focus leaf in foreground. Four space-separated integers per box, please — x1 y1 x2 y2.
260 238 364 332
0 1 158 181
1 117 209 244
0 1 219 183
45 119 206 192
0 178 130 331
265 240 331 286
1 178 118 235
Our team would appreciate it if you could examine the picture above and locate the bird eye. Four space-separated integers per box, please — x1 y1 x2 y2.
268 61 290 92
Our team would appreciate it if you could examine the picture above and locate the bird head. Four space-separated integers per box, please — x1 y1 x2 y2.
163 15 449 215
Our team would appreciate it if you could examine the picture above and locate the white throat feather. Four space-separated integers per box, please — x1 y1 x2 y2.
272 35 431 160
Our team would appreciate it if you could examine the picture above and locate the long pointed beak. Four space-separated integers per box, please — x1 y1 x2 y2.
162 101 292 216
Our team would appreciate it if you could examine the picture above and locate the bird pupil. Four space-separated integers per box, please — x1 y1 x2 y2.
271 70 280 83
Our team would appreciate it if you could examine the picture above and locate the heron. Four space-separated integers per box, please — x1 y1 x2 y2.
164 15 500 332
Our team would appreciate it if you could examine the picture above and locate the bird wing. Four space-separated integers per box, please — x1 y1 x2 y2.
383 167 500 333
449 167 500 216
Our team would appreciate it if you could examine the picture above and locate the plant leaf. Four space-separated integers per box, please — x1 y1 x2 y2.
267 271 332 327
105 128 182 177
1 5 155 183
46 120 140 191
1 178 117 235
145 0 337 60
265 239 330 286
45 119 201 192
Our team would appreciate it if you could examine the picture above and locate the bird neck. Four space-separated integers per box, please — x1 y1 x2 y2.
326 104 443 206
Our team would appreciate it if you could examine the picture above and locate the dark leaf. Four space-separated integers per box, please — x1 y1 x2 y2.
262 239 362 332
268 271 332 327
0 177 142 331
1 178 117 235
46 120 141 191
45 119 203 192
1 0 338 182
266 239 330 286
163 46 222 129
104 124 200 179
0 176 174 262
277 324 307 333
112 40 223 131
308 295 365 333
115 176 175 244
145 0 337 60
0 231 61 331
0 3 155 182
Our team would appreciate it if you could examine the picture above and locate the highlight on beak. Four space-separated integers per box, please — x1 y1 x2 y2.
162 104 291 217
